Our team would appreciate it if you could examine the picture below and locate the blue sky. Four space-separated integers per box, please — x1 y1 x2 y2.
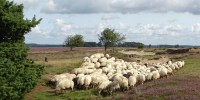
10 0 200 45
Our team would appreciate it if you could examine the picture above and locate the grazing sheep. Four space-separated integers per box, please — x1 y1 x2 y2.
77 75 85 89
136 74 146 85
73 68 84 75
50 73 75 86
169 64 176 70
90 74 107 88
102 67 109 74
167 61 172 65
84 75 92 89
165 66 173 75
90 58 98 63
152 70 160 80
145 72 153 81
123 72 133 78
95 62 101 68
90 53 104 59
105 80 120 95
55 79 74 94
177 61 184 68
174 63 180 71
98 80 111 94
128 75 137 88
119 76 129 90
83 57 91 63
158 67 168 78
105 54 110 58
100 62 107 67
99 57 107 63
150 67 157 72
49 53 185 95
83 69 95 75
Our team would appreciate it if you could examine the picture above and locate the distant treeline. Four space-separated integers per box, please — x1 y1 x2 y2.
26 42 145 47
26 42 199 48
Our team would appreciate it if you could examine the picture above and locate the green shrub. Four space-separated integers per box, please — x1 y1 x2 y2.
138 44 144 49
0 43 44 100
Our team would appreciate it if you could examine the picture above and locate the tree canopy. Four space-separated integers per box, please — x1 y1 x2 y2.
64 34 84 50
0 0 42 43
99 28 125 51
0 0 43 99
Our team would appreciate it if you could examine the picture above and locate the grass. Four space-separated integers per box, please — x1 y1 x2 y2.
26 49 200 100
36 58 83 74
31 88 100 100
176 57 200 77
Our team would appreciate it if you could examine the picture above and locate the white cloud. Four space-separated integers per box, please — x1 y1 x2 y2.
101 15 119 21
10 0 41 9
54 19 72 32
31 26 48 35
41 0 200 15
192 23 200 33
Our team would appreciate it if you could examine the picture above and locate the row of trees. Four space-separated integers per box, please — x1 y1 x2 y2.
0 0 44 99
64 28 126 51
63 29 146 51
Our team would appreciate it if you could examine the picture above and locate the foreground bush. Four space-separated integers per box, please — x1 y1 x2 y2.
0 43 44 100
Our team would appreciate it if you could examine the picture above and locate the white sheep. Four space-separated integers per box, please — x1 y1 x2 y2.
145 72 153 81
169 64 176 70
119 76 129 90
50 73 75 84
102 67 109 74
90 73 108 88
55 79 74 94
98 80 111 94
99 57 107 63
136 74 146 85
90 53 103 59
73 68 84 75
90 58 98 63
177 61 184 68
158 67 168 78
83 69 95 74
152 70 160 80
50 53 185 95
83 57 91 63
105 54 110 58
84 75 92 89
95 62 101 68
128 75 137 88
77 75 85 89
105 80 120 95
100 62 107 67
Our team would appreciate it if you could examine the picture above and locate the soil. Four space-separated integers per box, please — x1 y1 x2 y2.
120 50 155 56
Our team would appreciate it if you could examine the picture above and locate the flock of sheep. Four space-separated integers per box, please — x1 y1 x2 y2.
49 53 185 95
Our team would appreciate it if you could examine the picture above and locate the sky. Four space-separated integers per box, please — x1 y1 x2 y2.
10 0 200 45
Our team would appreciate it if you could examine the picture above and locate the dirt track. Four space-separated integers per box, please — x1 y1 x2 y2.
120 50 155 56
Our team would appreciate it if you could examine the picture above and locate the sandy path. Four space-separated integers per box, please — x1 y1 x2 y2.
120 50 155 56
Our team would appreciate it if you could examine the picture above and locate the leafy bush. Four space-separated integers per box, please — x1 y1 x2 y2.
0 43 44 100
138 44 144 49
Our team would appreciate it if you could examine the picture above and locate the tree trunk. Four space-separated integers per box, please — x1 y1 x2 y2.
70 46 73 51
104 46 107 52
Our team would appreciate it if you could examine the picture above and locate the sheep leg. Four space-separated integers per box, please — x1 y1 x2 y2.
55 90 59 95
71 87 73 91
98 90 101 95
141 81 144 85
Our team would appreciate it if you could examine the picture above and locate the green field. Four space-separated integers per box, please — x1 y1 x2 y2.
25 48 200 100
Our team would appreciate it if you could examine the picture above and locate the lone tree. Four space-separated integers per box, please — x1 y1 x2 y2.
0 0 43 99
99 28 125 51
64 34 84 51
